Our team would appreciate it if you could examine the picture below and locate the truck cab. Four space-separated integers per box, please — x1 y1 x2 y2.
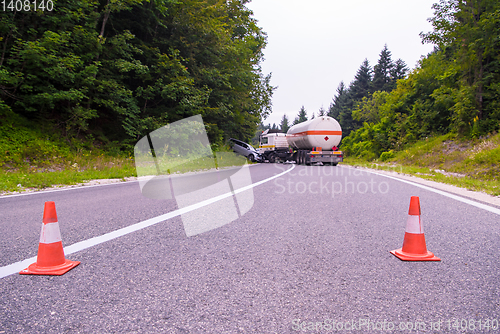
259 130 290 163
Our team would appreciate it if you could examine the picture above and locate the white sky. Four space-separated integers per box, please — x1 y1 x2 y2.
246 0 437 127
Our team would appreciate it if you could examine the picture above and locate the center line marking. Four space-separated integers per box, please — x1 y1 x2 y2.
0 164 296 279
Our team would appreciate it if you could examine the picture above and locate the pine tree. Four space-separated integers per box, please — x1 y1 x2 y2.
280 114 290 133
349 59 373 101
372 44 394 92
389 59 409 89
318 106 326 117
328 81 347 120
293 106 308 125
339 60 372 136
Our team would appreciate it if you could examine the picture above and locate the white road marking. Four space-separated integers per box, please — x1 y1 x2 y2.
0 164 295 279
0 179 140 198
0 164 262 198
355 167 500 216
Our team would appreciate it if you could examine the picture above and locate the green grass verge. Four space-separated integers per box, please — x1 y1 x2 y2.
0 148 252 194
0 149 250 195
135 152 248 177
0 155 137 194
342 132 500 197
0 108 254 194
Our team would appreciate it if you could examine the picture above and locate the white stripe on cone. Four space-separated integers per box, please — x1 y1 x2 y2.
39 222 62 244
405 215 423 234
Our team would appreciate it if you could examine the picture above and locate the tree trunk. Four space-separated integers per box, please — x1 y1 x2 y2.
100 0 111 38
476 51 483 119
0 12 17 67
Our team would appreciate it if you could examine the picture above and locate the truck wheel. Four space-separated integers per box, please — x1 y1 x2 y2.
332 163 338 166
269 153 276 163
298 150 303 165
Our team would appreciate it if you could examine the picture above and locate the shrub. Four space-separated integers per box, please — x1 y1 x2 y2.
380 150 395 162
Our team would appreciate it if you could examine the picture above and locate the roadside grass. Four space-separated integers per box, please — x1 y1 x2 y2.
0 112 250 194
0 147 250 194
342 132 500 197
135 151 248 177
0 154 137 194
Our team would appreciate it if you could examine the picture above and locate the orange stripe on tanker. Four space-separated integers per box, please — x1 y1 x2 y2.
289 130 342 137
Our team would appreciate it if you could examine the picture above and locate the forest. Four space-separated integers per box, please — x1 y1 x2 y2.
334 0 500 159
2 0 500 162
0 0 273 151
277 0 500 160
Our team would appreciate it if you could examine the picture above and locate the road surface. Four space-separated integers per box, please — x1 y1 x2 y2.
0 163 499 333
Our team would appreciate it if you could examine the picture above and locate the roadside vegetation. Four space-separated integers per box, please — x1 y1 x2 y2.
343 132 500 197
0 108 136 193
328 1 500 198
0 108 246 194
1 0 271 194
1 0 273 152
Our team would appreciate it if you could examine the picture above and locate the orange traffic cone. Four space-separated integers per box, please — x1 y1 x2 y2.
390 196 440 261
20 202 80 275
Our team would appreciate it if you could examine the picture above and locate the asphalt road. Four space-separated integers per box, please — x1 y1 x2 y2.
0 163 499 333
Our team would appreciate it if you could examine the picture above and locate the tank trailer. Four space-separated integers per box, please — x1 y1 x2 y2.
259 116 344 165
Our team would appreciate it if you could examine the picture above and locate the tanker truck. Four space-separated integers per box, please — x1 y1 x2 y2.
259 116 343 165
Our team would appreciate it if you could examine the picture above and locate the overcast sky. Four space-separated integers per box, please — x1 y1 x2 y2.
245 0 438 127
